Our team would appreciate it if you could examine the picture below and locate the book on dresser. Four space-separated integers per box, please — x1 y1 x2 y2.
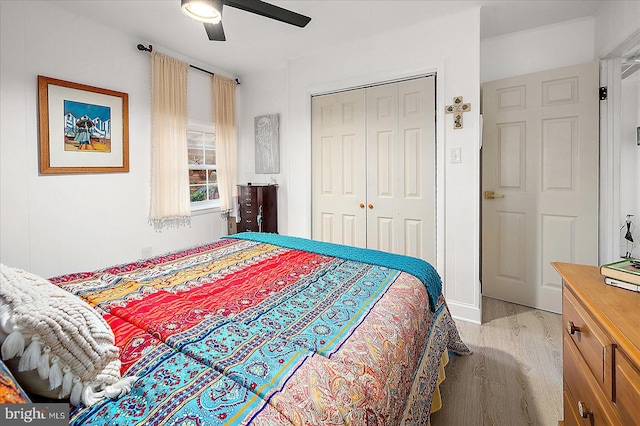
603 277 640 292
600 258 640 286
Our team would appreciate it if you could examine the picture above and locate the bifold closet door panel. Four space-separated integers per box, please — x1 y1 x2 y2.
311 89 367 248
365 77 436 263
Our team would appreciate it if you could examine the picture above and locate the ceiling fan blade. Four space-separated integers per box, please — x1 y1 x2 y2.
204 22 226 41
225 0 311 27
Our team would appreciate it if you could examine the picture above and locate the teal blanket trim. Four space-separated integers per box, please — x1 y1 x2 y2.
225 232 442 311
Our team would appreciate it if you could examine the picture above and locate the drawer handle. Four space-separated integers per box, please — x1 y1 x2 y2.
246 210 252 214
567 321 581 335
246 219 252 223
577 401 591 419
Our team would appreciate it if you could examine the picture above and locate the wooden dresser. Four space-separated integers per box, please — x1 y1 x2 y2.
237 184 277 233
552 262 640 426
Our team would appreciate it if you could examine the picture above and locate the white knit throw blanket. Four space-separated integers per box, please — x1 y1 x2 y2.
0 264 136 406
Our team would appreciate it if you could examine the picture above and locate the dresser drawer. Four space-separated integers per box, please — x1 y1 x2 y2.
238 185 259 197
615 349 640 425
239 192 257 206
242 217 259 231
563 385 584 426
563 287 613 396
242 208 258 219
563 336 621 425
239 186 257 197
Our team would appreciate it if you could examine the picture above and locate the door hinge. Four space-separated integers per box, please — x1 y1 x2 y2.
599 86 608 100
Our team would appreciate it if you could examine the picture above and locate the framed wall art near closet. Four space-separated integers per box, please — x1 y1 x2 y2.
38 75 129 174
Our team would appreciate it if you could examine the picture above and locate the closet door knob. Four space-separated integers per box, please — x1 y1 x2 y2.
359 203 365 209
368 204 373 209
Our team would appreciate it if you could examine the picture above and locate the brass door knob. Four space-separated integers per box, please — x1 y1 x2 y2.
567 321 581 335
360 203 365 209
368 204 373 209
484 191 505 199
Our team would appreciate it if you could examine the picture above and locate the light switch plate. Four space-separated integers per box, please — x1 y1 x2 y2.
451 147 461 163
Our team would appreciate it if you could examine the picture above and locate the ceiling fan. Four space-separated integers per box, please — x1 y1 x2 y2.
181 0 312 41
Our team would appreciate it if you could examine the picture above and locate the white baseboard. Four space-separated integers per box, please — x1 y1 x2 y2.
446 299 481 324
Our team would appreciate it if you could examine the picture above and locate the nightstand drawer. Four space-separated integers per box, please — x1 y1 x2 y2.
563 287 613 395
563 336 621 425
615 349 640 426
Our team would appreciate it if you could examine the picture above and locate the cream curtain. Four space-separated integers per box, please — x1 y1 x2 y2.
213 74 238 213
149 52 190 229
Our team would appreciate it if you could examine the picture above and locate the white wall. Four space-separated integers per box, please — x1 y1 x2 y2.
237 67 289 190
595 1 640 58
481 18 595 83
0 1 227 278
239 8 482 323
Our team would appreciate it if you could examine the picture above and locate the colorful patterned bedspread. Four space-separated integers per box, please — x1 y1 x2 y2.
50 235 470 425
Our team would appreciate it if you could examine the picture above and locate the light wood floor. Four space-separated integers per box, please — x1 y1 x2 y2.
430 297 563 426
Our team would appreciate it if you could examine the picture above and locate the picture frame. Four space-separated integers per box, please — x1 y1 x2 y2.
38 75 129 174
254 113 280 174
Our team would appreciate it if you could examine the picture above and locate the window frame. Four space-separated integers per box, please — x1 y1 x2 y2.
187 119 220 212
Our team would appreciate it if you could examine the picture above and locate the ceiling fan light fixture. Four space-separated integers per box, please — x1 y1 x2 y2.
181 0 222 24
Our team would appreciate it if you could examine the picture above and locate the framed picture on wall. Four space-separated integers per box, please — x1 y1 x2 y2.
38 75 129 174
254 113 280 174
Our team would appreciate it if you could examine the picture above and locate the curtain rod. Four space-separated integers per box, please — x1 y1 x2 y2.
137 44 240 85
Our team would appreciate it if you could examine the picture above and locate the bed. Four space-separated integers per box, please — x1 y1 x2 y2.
3 232 470 425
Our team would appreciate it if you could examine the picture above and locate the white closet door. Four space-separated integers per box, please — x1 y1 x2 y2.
311 89 367 247
366 77 436 262
311 76 436 263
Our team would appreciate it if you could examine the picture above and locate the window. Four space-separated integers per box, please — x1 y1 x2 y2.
187 121 219 210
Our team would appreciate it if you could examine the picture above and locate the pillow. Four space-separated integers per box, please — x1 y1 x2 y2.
0 264 136 406
0 357 31 403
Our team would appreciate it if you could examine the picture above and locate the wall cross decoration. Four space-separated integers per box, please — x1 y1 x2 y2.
445 96 471 129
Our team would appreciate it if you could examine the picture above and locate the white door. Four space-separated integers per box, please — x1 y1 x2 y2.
311 89 367 247
366 77 436 261
312 76 436 263
482 61 599 313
